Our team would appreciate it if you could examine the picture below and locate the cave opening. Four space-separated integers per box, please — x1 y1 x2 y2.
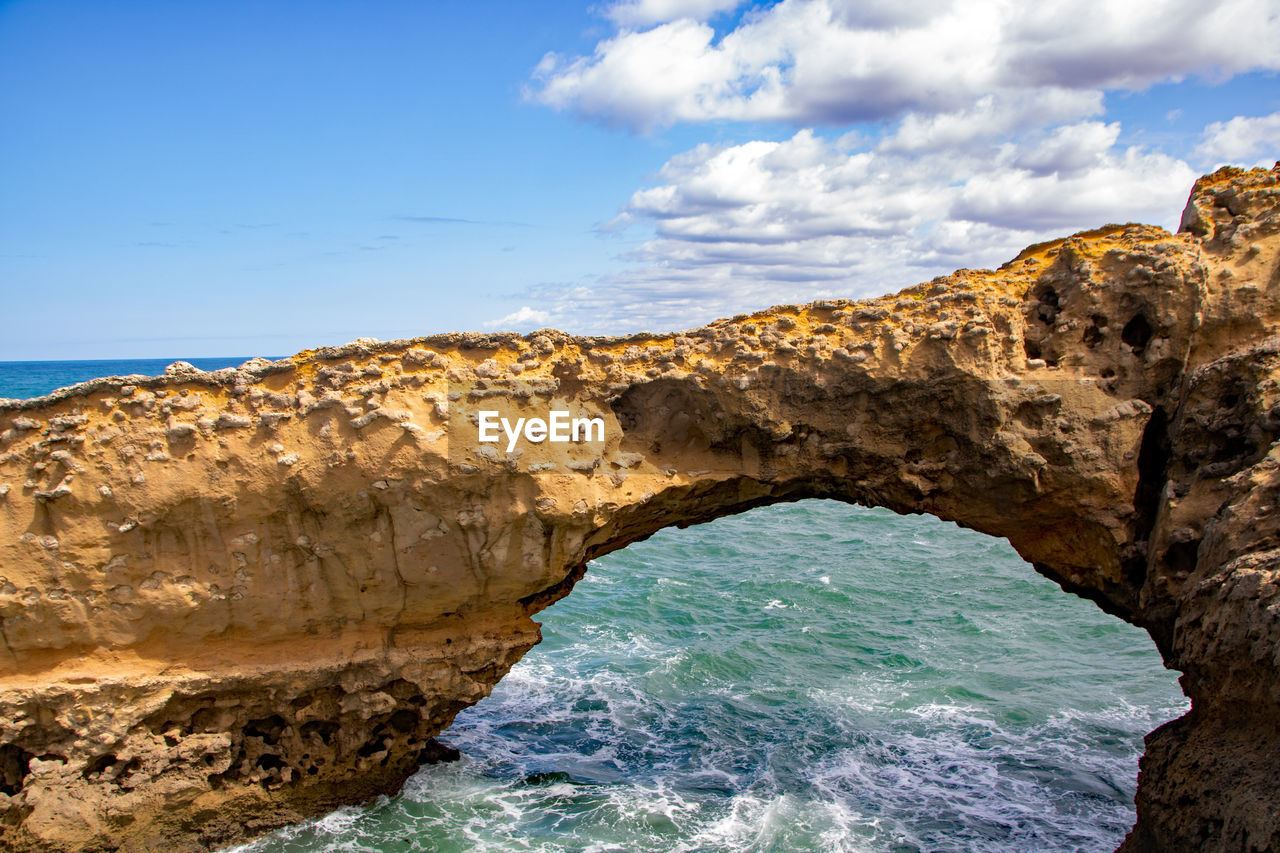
238 500 1188 853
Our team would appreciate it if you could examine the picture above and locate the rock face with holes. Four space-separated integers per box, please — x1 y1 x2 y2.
0 165 1278 852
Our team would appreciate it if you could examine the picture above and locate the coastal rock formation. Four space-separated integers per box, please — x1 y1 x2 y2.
0 164 1277 852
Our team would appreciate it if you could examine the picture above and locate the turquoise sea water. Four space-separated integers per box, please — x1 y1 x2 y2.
0 358 256 400
2 362 1188 853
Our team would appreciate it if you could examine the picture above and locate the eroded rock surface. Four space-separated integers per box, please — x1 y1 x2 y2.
0 165 1277 852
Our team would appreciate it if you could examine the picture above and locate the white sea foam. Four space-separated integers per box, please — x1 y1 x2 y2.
234 501 1185 853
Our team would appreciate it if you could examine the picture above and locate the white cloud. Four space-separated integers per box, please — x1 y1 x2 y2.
524 120 1197 335
519 0 1265 336
999 1 1279 89
955 143 1198 230
485 306 553 330
878 91 1104 154
532 19 768 133
1196 112 1280 169
602 0 743 27
531 0 1280 133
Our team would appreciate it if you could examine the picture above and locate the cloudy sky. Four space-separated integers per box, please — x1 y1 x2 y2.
1 0 1277 359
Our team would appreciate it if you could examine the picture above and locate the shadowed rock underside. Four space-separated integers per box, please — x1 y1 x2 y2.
0 165 1277 852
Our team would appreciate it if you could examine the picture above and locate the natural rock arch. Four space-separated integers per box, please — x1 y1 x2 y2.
0 165 1276 852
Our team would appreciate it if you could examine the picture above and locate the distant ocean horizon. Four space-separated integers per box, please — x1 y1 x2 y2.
0 360 1189 853
0 358 278 402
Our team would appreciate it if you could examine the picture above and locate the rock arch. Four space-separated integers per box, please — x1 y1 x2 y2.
0 165 1276 851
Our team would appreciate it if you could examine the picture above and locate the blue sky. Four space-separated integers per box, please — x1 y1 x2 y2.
1 0 1277 360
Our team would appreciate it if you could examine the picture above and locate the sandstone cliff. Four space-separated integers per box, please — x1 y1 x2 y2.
0 165 1277 852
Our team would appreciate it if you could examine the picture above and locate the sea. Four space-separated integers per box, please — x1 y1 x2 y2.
1 360 1189 853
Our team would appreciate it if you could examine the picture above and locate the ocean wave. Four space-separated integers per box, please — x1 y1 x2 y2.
236 501 1184 853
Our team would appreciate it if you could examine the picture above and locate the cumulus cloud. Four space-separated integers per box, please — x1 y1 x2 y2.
531 0 1280 133
526 120 1197 334
518 0 1263 335
485 306 553 330
1196 112 1280 169
878 91 1105 154
602 0 743 27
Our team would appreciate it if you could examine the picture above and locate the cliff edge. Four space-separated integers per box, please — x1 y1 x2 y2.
0 165 1277 852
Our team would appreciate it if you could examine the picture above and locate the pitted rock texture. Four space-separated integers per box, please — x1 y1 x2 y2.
0 164 1278 852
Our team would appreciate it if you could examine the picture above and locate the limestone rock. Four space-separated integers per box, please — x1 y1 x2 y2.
0 165 1278 851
